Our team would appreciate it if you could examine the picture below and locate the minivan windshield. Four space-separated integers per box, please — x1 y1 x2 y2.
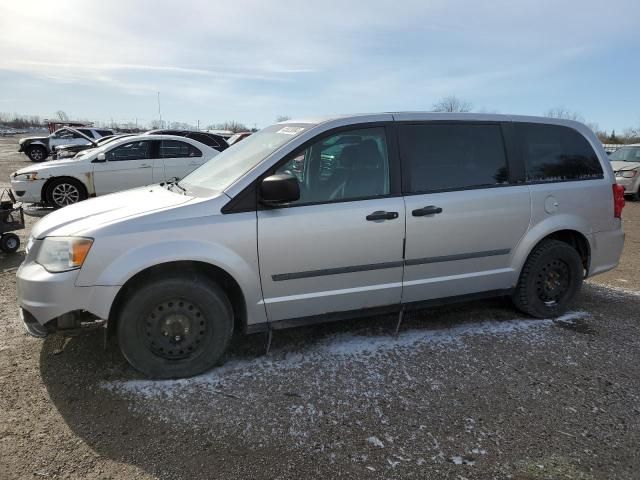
181 123 310 194
609 146 640 162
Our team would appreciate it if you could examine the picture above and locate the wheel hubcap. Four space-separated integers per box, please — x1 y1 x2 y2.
31 149 43 160
5 237 18 250
51 183 80 206
145 299 206 360
536 259 570 306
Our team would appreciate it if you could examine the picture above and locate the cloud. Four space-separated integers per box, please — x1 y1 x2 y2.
0 0 639 126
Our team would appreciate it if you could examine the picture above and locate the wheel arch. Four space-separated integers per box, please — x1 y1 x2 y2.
513 218 592 282
41 175 90 203
106 260 249 339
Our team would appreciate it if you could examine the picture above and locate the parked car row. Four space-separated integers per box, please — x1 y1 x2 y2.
11 134 219 208
18 127 239 163
15 113 625 379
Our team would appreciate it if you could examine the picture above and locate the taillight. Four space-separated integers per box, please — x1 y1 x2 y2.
613 183 625 219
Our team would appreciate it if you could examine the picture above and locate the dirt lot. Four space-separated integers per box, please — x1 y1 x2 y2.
1 134 639 479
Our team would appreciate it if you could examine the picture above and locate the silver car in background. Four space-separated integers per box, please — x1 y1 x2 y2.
610 144 640 200
17 113 625 378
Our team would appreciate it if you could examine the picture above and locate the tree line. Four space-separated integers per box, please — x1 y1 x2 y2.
1 101 638 143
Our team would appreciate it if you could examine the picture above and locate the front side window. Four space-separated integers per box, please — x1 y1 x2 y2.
105 141 151 161
160 140 201 158
399 123 508 193
275 127 390 205
519 124 603 182
609 146 640 162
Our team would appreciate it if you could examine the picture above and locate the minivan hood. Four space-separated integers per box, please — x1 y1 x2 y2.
31 186 193 238
610 161 640 171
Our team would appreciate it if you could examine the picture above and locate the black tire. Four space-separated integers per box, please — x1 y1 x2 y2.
0 233 20 253
46 177 87 208
630 188 640 202
512 239 584 318
27 145 48 162
117 275 234 379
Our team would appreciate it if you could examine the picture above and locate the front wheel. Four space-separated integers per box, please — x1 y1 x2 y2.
46 178 87 208
512 239 584 318
27 145 47 162
117 275 234 379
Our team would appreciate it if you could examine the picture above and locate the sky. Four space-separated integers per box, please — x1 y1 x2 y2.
0 0 639 132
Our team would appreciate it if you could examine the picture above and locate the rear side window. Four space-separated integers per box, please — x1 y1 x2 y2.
399 123 508 193
160 140 202 158
518 124 603 182
96 129 114 137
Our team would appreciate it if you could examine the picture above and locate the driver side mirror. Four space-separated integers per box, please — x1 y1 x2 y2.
260 173 300 207
94 153 106 162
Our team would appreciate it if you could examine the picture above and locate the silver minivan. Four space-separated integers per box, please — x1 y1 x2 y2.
17 113 625 378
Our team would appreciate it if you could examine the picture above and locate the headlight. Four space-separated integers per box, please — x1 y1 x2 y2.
36 237 93 273
617 170 638 178
25 236 34 255
13 171 38 181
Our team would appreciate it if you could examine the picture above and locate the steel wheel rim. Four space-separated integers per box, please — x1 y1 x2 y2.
143 298 209 360
51 183 80 206
536 259 570 306
4 237 18 250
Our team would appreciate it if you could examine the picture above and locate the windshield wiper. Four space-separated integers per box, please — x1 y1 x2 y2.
163 177 187 194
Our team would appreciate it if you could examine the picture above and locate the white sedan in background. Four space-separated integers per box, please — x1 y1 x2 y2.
10 135 219 208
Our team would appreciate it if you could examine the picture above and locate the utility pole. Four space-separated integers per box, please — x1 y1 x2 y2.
197 119 200 131
157 92 162 128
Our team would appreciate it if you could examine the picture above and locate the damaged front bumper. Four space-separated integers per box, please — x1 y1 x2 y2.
17 254 119 338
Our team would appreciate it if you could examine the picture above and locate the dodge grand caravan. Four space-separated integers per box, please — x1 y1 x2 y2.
17 113 625 378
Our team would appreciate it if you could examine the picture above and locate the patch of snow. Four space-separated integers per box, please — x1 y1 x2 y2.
450 455 475 466
367 436 384 448
102 316 560 400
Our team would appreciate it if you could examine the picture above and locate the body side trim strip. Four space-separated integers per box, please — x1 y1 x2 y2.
271 249 511 281
405 249 511 266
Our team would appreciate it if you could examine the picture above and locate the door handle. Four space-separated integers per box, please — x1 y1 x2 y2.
366 211 399 221
412 205 443 217
138 164 152 168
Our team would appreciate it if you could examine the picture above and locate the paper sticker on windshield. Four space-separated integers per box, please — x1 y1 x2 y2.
277 126 304 135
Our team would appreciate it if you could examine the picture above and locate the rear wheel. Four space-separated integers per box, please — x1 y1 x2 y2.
27 145 47 162
512 239 584 318
117 275 234 379
0 233 20 253
46 178 87 208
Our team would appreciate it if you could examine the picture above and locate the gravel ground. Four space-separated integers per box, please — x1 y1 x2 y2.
1 134 639 479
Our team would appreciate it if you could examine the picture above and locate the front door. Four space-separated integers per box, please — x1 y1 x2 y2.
398 122 532 303
257 126 405 321
92 139 158 195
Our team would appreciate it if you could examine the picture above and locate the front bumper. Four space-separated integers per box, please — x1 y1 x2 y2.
10 178 45 204
17 259 120 334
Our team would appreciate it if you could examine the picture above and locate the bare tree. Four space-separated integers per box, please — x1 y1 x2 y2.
276 115 291 122
431 95 472 113
55 110 69 121
207 121 249 133
544 107 584 122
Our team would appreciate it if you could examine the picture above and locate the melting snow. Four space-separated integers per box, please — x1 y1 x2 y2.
102 316 570 399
